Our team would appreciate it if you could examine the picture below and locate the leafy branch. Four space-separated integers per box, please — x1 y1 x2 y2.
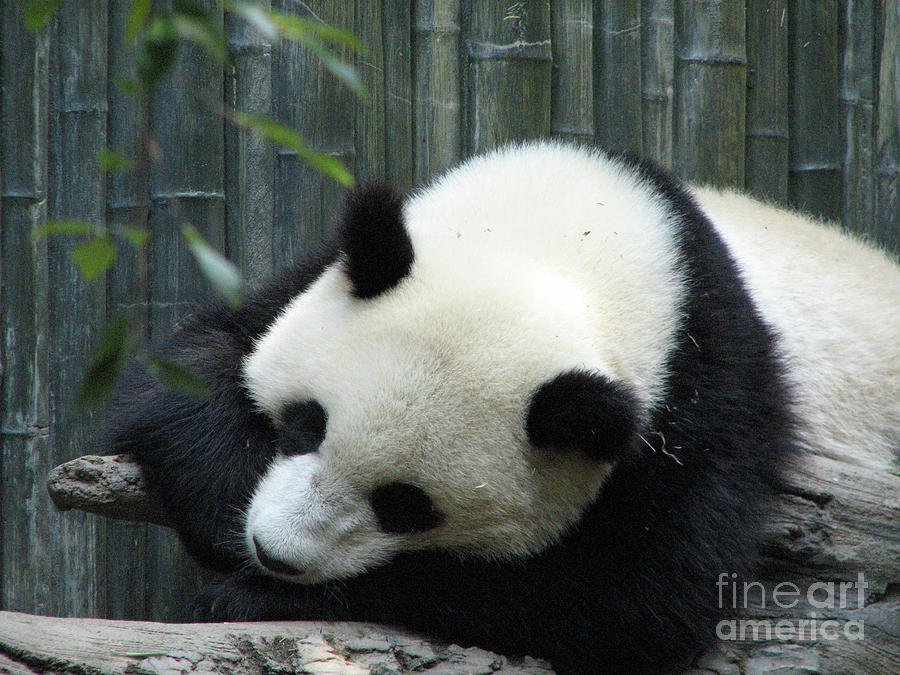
26 0 364 407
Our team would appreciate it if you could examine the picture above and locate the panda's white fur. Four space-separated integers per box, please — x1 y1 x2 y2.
696 187 900 471
242 142 899 583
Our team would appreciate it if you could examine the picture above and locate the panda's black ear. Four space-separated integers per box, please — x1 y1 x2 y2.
339 184 413 299
526 370 639 461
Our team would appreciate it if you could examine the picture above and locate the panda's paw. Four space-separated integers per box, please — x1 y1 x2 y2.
192 576 268 622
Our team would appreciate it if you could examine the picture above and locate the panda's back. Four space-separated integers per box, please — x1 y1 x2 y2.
408 141 899 471
695 187 900 471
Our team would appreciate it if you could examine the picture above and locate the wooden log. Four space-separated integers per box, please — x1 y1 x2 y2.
44 451 900 673
46 454 172 528
0 611 554 675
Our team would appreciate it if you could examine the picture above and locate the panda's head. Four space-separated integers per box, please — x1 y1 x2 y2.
242 184 643 583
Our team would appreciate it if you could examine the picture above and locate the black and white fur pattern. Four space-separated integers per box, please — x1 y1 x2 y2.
108 142 900 674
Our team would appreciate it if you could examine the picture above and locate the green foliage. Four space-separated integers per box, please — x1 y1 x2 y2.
75 315 136 409
32 219 97 239
145 357 210 399
23 0 58 30
232 112 355 187
252 6 366 96
98 148 134 172
72 237 117 280
24 0 363 403
182 225 244 307
136 15 179 88
121 228 151 247
125 0 151 42
171 5 229 65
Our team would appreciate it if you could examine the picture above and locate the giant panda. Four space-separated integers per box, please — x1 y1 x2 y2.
107 141 900 674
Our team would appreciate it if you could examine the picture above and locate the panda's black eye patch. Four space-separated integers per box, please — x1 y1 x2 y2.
370 482 443 534
278 400 327 455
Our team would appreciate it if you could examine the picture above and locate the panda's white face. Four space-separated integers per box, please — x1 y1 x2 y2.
240 144 686 583
242 262 617 583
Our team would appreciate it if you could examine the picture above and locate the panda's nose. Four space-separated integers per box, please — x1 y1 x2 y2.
252 536 304 577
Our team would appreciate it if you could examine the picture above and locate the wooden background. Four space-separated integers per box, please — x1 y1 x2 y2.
1 0 898 622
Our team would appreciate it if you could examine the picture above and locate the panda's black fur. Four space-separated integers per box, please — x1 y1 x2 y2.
108 150 797 674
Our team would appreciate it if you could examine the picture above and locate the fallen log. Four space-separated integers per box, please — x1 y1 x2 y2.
0 611 553 674
36 452 900 674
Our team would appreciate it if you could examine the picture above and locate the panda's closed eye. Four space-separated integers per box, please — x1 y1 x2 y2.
370 482 444 534
278 400 327 455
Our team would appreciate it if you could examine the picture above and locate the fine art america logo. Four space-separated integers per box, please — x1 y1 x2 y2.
716 572 868 641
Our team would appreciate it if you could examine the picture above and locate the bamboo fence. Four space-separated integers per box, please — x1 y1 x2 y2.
0 0 897 626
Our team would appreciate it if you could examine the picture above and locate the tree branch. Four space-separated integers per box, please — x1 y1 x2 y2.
46 454 173 527
0 611 554 675
42 453 900 674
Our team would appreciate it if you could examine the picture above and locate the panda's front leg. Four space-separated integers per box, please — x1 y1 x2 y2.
192 572 352 622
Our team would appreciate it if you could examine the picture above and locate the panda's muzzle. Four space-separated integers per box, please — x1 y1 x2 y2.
252 536 304 577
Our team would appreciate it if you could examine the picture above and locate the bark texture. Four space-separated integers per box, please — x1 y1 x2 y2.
39 452 900 674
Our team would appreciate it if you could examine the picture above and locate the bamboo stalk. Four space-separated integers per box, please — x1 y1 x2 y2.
0 3 52 615
551 1 593 144
103 0 152 621
225 1 275 281
641 0 675 168
271 0 355 266
594 1 642 153
354 1 386 183
840 0 876 239
46 0 109 618
412 0 461 181
382 1 415 190
789 0 841 220
462 0 552 154
146 0 226 621
745 0 789 202
674 0 747 187
874 0 900 254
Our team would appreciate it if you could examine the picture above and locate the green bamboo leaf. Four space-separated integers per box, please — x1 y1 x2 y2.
98 148 134 172
72 237 117 280
173 0 208 17
146 357 210 399
171 13 229 64
136 16 179 88
248 10 364 97
296 148 355 187
317 51 366 98
261 9 362 51
115 76 140 98
75 315 134 409
228 2 279 40
227 5 364 95
125 0 152 42
234 111 303 147
23 0 58 31
301 38 365 97
182 225 243 307
32 219 95 240
232 112 355 186
120 228 150 247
